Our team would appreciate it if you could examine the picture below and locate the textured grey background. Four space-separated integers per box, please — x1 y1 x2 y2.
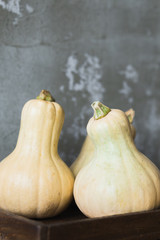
0 0 160 167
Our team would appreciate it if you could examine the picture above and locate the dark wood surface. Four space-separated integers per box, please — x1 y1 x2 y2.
1 202 160 240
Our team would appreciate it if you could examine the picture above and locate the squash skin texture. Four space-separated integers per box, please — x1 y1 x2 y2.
70 110 136 177
0 99 74 218
70 135 94 177
74 108 160 218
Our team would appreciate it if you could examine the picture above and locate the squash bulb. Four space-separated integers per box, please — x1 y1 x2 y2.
74 101 160 218
0 90 74 219
70 108 136 177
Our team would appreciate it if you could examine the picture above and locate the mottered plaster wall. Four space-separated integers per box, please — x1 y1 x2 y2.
0 0 160 167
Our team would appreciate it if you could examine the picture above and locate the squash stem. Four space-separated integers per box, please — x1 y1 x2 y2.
36 90 55 102
125 108 135 123
91 101 111 120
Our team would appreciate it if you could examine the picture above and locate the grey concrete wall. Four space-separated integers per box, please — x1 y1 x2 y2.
0 0 160 167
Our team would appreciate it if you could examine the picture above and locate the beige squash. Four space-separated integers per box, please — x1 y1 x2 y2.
74 101 160 218
0 90 74 219
70 108 136 177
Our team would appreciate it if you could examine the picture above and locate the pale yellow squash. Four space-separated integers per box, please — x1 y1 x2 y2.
0 90 74 219
74 101 160 218
70 108 136 177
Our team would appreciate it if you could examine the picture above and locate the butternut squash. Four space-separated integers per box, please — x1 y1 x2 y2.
70 108 136 177
74 101 160 218
0 90 74 219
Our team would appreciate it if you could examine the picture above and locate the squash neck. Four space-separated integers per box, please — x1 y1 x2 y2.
15 100 64 160
51 103 64 156
15 100 56 158
94 131 137 161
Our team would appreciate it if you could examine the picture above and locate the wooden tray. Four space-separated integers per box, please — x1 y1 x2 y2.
0 202 160 240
